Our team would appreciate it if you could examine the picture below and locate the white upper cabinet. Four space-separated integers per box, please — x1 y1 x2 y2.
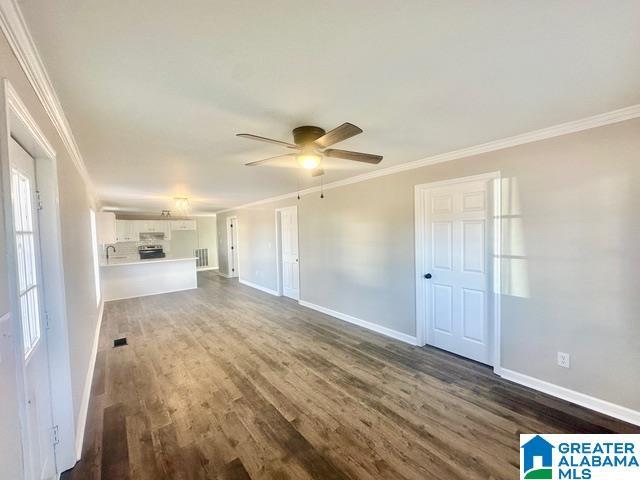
115 219 137 242
112 219 180 242
132 220 173 240
96 212 117 244
171 220 197 231
138 220 162 232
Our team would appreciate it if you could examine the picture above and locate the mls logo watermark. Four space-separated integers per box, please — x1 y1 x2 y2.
520 434 640 479
521 435 554 478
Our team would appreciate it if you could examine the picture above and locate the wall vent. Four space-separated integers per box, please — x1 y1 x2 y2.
195 248 209 268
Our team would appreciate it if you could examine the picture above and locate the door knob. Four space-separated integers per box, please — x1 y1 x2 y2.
424 273 432 279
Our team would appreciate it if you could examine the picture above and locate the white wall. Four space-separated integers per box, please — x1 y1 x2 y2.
217 118 640 413
0 121 21 469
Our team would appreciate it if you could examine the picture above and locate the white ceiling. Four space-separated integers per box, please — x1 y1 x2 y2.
18 0 640 213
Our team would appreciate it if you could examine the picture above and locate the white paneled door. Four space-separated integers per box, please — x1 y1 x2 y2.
420 178 492 364
279 207 299 300
9 138 56 479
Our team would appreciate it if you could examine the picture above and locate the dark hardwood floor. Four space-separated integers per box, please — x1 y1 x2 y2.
63 272 637 480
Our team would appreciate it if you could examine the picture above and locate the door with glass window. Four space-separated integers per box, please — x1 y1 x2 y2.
10 138 56 479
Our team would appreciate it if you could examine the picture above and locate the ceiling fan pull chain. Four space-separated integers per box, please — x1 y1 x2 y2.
320 175 324 199
297 170 301 200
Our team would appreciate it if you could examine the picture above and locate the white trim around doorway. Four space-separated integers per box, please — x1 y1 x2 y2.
0 79 77 475
414 171 502 370
274 205 298 298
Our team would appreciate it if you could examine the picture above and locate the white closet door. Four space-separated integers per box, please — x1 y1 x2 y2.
423 179 491 364
280 207 299 300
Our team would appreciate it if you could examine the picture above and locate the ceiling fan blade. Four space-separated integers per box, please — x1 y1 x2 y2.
313 122 362 148
323 149 383 164
244 153 297 166
311 169 325 177
237 133 299 149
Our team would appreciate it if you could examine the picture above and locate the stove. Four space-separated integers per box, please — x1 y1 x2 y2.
138 244 165 259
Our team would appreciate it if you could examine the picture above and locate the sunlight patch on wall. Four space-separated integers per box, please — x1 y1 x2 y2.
339 218 386 289
499 176 530 298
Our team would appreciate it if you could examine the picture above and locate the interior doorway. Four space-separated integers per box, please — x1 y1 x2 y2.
414 172 501 367
226 216 238 277
275 206 299 300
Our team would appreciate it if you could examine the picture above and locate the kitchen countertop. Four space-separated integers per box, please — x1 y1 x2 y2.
100 255 198 267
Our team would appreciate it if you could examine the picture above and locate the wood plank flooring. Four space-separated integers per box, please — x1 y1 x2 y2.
63 272 638 480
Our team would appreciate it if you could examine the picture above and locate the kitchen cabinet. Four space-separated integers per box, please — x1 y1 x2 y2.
171 220 197 231
138 220 162 233
112 219 181 242
96 212 117 244
116 219 138 242
136 220 172 240
161 221 172 239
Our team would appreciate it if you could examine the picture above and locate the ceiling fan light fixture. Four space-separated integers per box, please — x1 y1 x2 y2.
238 123 382 171
297 153 321 169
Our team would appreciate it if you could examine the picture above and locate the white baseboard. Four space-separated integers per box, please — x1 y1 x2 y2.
75 299 104 460
497 367 640 426
217 271 233 278
298 300 420 346
239 278 279 296
197 266 218 272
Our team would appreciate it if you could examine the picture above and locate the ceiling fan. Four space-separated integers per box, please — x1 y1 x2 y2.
237 123 382 177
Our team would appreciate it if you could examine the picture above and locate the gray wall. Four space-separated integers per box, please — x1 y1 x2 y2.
217 118 640 411
171 224 220 266
0 30 101 476
217 215 229 275
169 229 198 257
196 216 218 268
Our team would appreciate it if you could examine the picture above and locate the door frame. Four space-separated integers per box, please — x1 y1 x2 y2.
274 205 299 298
226 216 238 277
0 79 76 474
414 171 502 370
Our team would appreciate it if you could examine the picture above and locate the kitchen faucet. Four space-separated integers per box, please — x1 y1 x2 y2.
106 245 116 260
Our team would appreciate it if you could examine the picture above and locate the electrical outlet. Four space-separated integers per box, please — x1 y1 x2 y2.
557 351 570 368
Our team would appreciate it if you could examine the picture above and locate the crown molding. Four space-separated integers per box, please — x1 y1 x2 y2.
0 0 95 195
216 104 640 214
4 79 56 159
